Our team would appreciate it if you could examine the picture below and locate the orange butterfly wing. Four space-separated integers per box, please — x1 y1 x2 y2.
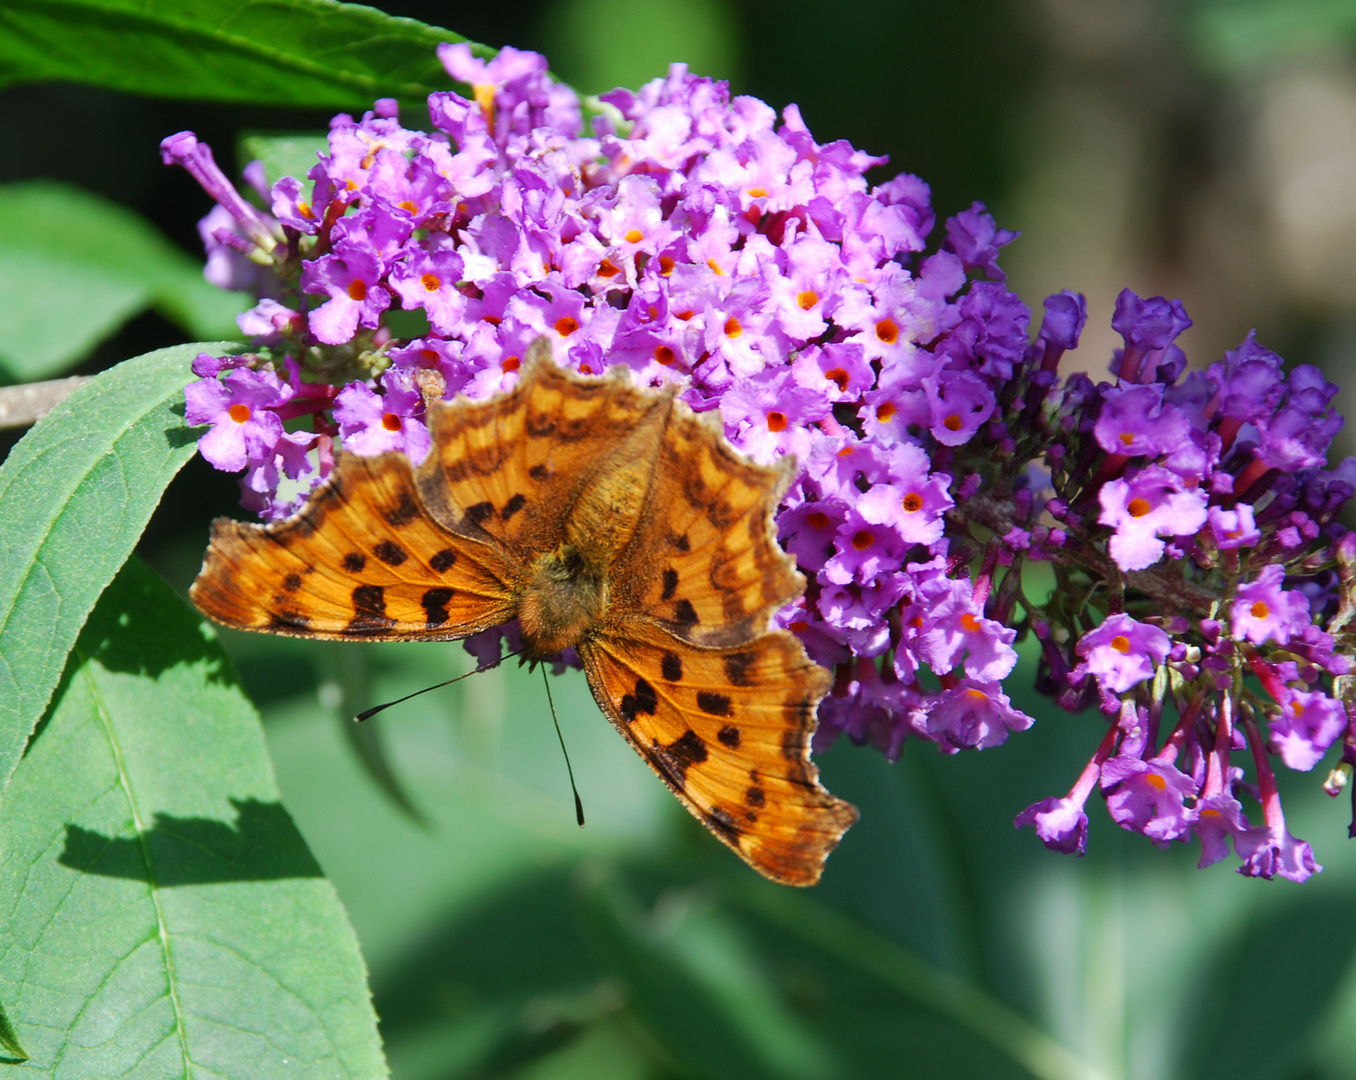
575 397 856 886
191 451 514 640
606 403 804 646
412 339 669 559
580 623 855 886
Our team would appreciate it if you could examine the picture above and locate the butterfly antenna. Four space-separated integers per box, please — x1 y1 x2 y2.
354 647 525 722
540 666 586 827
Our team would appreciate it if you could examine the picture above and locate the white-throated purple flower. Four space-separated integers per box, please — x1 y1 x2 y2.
1098 465 1209 572
1072 614 1170 695
1231 564 1311 646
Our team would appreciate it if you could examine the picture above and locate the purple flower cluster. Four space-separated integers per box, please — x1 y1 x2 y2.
168 44 1356 881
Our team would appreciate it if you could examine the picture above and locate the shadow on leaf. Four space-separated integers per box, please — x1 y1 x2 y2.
58 797 323 885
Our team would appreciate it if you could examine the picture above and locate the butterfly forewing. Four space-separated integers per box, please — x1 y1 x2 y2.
191 452 514 640
580 621 856 886
415 342 666 560
608 405 804 646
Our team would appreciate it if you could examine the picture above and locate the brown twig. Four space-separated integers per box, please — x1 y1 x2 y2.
0 377 91 431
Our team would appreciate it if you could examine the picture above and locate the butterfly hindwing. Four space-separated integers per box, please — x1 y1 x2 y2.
191 451 515 640
580 620 856 886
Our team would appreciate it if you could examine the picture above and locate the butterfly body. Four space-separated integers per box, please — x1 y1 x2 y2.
191 340 857 885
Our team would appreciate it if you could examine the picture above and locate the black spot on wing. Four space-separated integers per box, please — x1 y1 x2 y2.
635 678 657 715
347 584 393 635
674 599 698 625
269 610 310 631
501 493 526 521
342 552 367 573
661 652 683 681
373 540 408 566
746 786 766 807
717 725 740 748
430 548 457 573
621 677 659 723
660 568 679 601
781 727 802 761
707 806 742 842
382 491 420 527
671 532 690 552
697 690 732 717
529 463 550 481
724 652 755 686
282 573 302 592
421 587 455 627
463 501 494 529
653 729 708 789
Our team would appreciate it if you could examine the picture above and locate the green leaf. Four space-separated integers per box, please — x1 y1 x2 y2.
238 132 331 191
0 341 239 803
1187 0 1356 75
0 183 246 380
0 557 386 1077
0 0 489 111
0 995 27 1061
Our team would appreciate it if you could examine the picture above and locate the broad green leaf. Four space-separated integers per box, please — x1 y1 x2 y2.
576 867 840 1080
238 132 330 190
0 996 26 1061
0 557 385 1077
0 183 246 380
0 341 239 801
0 0 487 110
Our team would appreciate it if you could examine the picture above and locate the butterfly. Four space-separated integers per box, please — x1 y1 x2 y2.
190 339 857 885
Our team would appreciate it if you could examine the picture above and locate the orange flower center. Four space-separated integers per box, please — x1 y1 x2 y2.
1127 497 1152 518
381 412 402 432
902 492 924 513
851 530 874 551
1145 773 1167 791
227 403 251 424
598 258 621 278
707 258 726 276
807 512 830 529
658 255 675 276
1251 601 1270 620
824 367 849 391
347 279 368 302
1119 432 1135 446
298 200 315 220
875 318 899 344
420 273 441 292
876 402 897 423
747 186 767 198
767 411 788 432
554 315 580 337
398 200 417 214
960 613 981 632
943 413 963 432
654 345 676 366
501 356 520 373
797 290 819 310
624 228 644 244
724 317 742 339
1110 635 1132 653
